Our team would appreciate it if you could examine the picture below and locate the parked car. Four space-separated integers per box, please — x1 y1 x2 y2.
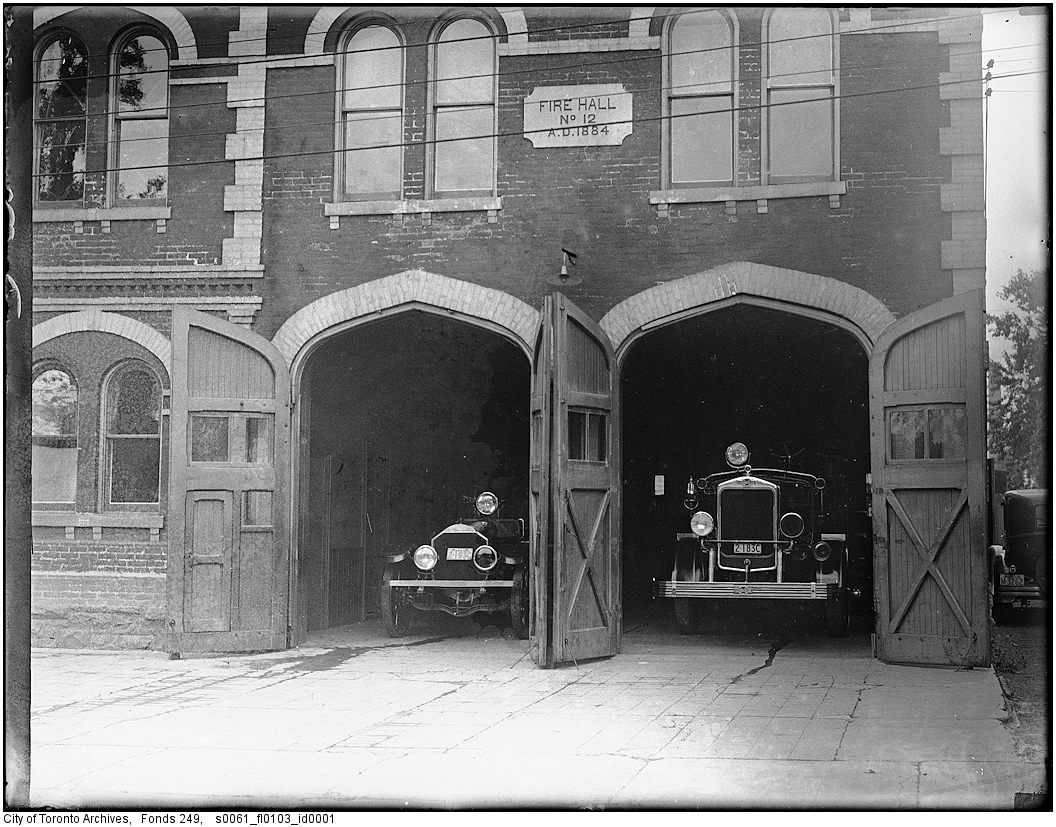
381 491 530 638
656 442 858 636
990 488 1049 618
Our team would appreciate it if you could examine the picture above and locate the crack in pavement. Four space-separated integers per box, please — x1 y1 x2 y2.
728 638 792 685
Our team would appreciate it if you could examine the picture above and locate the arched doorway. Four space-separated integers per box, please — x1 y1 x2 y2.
289 307 531 640
619 300 873 625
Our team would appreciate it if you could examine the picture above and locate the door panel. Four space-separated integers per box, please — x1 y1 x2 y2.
870 290 988 666
169 308 291 653
529 306 553 664
548 294 621 666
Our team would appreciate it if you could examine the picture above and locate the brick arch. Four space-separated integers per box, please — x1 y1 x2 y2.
33 6 197 59
600 262 896 357
33 311 172 375
272 270 540 365
305 6 526 54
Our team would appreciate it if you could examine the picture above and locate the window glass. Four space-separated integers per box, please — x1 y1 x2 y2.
928 407 966 460
569 411 606 462
434 106 492 192
436 19 493 103
769 8 832 85
245 417 273 464
32 369 78 503
191 415 229 462
433 18 494 195
35 34 88 202
106 366 161 504
670 97 733 184
768 88 833 181
341 25 403 198
670 11 733 95
115 34 168 200
889 410 925 461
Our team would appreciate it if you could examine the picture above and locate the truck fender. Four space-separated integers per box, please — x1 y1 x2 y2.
988 545 1005 574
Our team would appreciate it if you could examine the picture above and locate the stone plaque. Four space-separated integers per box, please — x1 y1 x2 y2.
523 84 632 148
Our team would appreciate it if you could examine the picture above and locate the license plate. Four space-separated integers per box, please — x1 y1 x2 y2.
733 543 763 555
1000 574 1025 587
446 547 474 561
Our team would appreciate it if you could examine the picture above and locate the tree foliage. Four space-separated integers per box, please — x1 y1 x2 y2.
987 268 1049 488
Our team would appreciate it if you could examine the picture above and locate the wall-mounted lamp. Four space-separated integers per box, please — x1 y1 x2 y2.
546 248 582 286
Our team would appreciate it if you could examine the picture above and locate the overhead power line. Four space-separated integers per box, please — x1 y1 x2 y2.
31 68 1042 180
50 44 1050 154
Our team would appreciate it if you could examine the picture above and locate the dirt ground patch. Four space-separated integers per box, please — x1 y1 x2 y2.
990 609 1051 775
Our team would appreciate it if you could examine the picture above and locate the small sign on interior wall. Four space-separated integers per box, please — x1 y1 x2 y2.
654 475 665 496
523 84 633 148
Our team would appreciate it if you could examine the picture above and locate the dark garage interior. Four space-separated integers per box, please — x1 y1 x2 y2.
299 312 530 631
620 303 872 618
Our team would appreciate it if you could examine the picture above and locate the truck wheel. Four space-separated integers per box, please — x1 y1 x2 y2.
511 567 529 640
674 599 698 635
825 591 850 637
381 566 410 638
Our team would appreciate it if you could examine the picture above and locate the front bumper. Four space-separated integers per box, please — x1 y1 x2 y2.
657 580 837 600
390 579 513 588
994 584 1046 607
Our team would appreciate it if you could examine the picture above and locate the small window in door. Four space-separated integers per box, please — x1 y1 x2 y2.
569 410 606 462
888 405 966 461
191 415 229 462
242 490 273 527
245 416 273 464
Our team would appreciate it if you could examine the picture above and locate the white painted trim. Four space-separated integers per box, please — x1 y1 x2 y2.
651 181 846 205
35 266 262 280
305 7 346 55
325 197 501 217
33 206 171 223
629 8 654 39
272 270 539 365
599 262 896 359
496 7 528 46
33 310 172 374
33 6 198 60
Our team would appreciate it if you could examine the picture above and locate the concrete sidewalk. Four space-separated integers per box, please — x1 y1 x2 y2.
28 617 1047 809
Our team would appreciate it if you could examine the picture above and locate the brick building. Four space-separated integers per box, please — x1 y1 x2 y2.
29 6 990 666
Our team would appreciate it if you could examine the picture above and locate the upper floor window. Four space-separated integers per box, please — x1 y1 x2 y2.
339 24 404 200
431 18 496 197
666 10 736 187
103 362 163 505
34 33 88 203
113 31 170 201
32 367 79 504
766 8 836 184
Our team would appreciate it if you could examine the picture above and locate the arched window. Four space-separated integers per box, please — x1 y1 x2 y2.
338 24 404 199
34 33 88 203
666 10 736 187
103 362 162 505
766 9 836 183
113 30 170 201
431 18 496 196
32 367 79 504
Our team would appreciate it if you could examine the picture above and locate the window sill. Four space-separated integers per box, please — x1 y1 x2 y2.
325 196 501 228
32 510 164 541
650 181 847 215
33 206 172 234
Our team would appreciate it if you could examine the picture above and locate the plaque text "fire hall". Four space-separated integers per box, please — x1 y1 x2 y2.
523 84 633 148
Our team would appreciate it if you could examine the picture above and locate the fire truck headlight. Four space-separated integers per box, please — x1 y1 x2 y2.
690 511 715 537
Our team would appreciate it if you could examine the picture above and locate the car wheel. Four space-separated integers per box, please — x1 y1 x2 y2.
511 567 530 640
381 566 410 638
825 591 850 637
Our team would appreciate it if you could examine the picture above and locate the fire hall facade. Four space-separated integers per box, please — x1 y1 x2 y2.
29 6 990 667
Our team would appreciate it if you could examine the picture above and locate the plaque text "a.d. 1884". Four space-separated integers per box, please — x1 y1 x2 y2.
523 84 633 148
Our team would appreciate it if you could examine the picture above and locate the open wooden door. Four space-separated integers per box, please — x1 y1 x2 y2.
528 302 553 664
531 293 621 667
168 308 291 653
870 289 989 666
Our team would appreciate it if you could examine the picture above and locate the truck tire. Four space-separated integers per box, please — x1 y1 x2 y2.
381 566 411 637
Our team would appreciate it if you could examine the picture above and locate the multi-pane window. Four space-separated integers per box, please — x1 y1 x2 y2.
339 25 404 199
667 10 735 187
431 18 496 196
104 363 162 504
888 406 967 462
766 8 836 183
32 368 79 504
34 33 89 203
113 31 169 201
